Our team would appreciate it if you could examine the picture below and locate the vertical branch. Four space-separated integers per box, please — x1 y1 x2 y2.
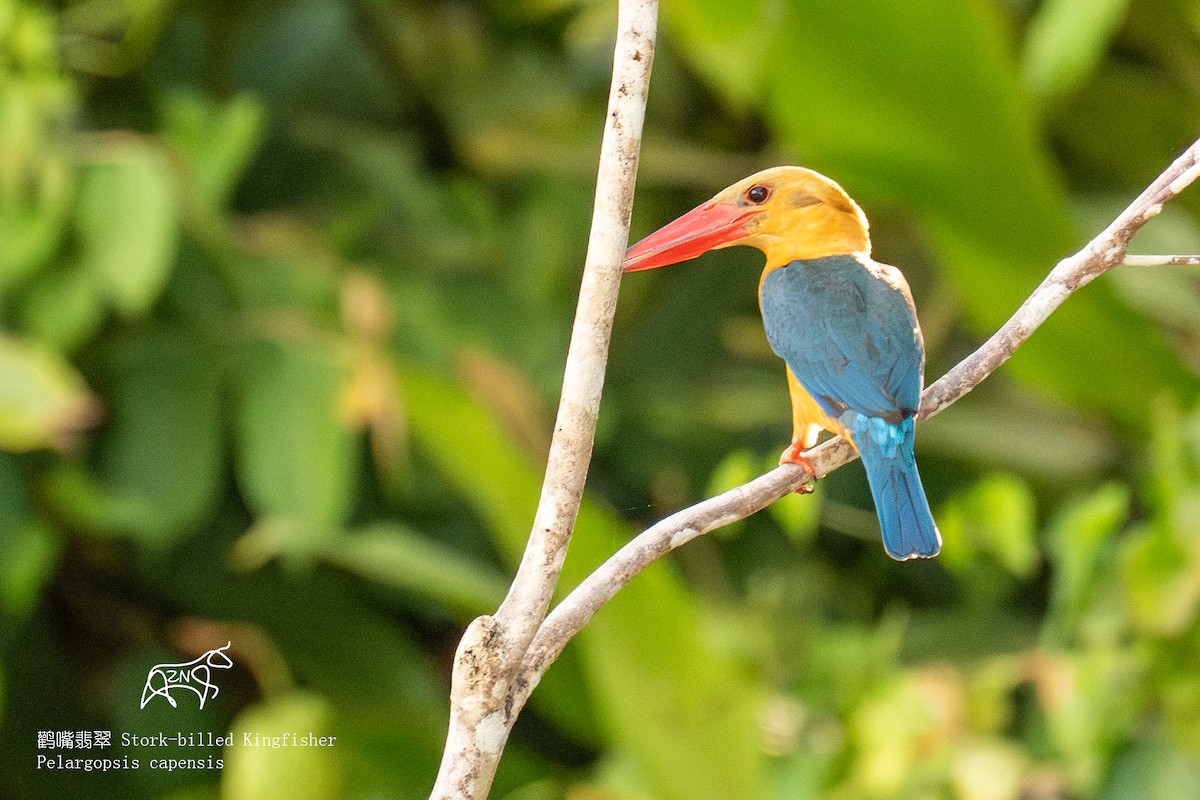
429 3 657 798
493 0 657 666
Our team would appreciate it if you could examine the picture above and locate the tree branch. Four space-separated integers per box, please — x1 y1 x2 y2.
509 136 1200 708
428 3 657 799
1123 255 1200 267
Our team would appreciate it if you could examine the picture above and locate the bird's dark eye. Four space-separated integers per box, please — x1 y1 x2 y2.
745 184 770 204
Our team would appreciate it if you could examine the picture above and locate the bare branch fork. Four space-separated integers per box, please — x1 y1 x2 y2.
428 0 1200 793
429 2 657 798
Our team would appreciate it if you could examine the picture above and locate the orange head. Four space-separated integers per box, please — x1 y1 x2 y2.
623 166 871 272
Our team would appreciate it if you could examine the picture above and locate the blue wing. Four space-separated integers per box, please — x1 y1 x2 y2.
759 254 924 422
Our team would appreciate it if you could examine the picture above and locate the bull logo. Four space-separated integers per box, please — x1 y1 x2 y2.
139 642 233 710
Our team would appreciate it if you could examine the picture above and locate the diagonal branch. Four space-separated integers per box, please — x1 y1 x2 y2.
509 136 1200 708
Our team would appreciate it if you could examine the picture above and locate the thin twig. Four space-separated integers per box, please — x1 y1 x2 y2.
428 3 657 799
509 136 1200 706
1123 254 1200 266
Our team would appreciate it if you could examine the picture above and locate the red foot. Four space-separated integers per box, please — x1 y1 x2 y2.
779 443 817 494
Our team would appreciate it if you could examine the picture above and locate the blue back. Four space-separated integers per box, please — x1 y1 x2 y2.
760 254 939 559
759 254 923 424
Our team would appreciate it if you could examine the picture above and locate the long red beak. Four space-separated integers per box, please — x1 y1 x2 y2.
623 201 752 272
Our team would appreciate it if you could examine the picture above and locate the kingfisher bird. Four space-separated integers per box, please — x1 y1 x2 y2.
623 167 941 560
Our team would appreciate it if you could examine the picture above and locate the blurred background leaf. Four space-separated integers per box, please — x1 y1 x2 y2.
1023 0 1132 102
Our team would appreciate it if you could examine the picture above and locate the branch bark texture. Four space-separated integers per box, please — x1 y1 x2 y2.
428 3 657 799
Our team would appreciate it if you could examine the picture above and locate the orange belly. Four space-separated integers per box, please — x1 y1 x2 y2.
785 366 848 448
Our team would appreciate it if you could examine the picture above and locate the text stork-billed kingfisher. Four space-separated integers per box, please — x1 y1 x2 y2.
624 167 941 561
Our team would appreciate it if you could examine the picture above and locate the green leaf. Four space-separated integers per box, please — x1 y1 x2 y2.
0 454 28 532
917 389 1113 481
16 261 106 352
75 140 180 318
1052 64 1200 195
321 523 509 617
0 454 61 615
234 336 357 536
223 693 343 800
161 92 266 210
767 486 822 546
0 61 74 291
849 672 967 795
1038 648 1144 793
40 332 221 546
0 521 60 616
1163 670 1200 753
0 334 94 452
939 473 1038 578
763 452 821 544
403 366 768 800
1146 395 1196 513
1117 395 1200 635
94 332 223 543
662 0 770 109
1121 514 1200 637
1100 743 1200 800
1045 483 1129 639
1023 0 1131 101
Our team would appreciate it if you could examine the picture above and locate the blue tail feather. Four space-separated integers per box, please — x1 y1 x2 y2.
851 415 941 560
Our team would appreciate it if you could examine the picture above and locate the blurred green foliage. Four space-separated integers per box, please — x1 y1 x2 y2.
2 0 1200 798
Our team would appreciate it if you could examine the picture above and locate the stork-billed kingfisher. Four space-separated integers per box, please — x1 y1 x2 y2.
624 167 941 561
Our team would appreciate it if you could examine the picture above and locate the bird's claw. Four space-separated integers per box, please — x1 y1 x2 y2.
779 443 817 494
